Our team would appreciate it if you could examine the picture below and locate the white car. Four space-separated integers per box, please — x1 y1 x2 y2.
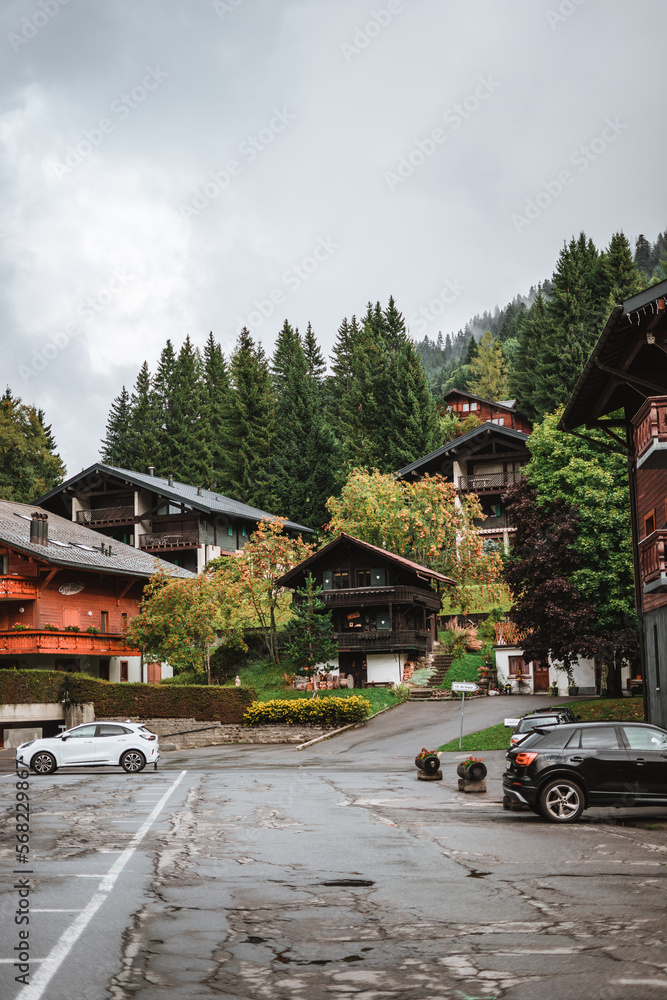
16 722 160 774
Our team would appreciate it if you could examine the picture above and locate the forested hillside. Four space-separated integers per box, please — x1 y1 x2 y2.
96 226 665 531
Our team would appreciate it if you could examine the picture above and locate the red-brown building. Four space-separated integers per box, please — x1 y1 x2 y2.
0 499 193 683
561 279 667 724
443 390 533 435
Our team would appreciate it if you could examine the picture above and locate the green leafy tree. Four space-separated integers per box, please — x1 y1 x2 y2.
468 331 509 401
283 574 338 675
0 389 66 501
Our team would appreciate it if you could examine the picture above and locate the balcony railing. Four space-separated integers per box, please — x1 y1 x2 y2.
494 622 530 646
76 505 135 525
0 630 140 656
323 586 440 610
139 530 200 550
458 471 524 493
639 529 667 591
335 629 431 650
0 577 38 600
632 396 667 469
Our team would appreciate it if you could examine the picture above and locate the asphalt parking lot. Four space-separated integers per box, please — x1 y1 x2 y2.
2 699 667 1000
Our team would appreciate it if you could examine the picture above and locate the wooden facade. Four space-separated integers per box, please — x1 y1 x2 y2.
277 533 453 687
443 390 533 435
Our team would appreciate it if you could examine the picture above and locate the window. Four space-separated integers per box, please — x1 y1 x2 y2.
0 554 6 574
376 612 390 630
470 402 477 411
100 611 109 632
241 525 247 537
65 725 96 739
645 511 656 537
334 571 350 589
508 656 524 676
228 525 234 536
580 727 619 749
121 613 128 632
357 570 371 587
462 403 470 412
621 726 667 750
655 624 661 691
120 661 129 682
322 571 333 591
491 417 505 426
97 724 131 737
99 658 110 681
370 568 386 586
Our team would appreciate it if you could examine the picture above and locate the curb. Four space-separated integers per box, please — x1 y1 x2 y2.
295 698 408 751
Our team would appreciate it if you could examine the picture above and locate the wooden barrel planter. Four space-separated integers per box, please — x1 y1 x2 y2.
415 751 442 780
457 760 487 781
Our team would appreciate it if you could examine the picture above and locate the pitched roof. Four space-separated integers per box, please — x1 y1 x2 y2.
443 389 518 412
276 532 455 588
395 422 530 479
36 464 313 533
560 279 667 431
0 500 194 579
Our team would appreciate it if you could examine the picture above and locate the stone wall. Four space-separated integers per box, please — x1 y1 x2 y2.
104 716 339 749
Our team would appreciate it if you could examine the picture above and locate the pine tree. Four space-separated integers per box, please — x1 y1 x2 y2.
463 335 477 365
508 288 548 421
169 336 205 484
303 321 326 383
219 328 275 507
201 332 230 490
127 361 160 474
602 232 645 304
152 340 178 475
100 386 133 467
634 234 653 276
283 574 338 675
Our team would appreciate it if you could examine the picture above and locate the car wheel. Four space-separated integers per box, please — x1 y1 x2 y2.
120 750 146 773
31 752 57 775
538 778 585 823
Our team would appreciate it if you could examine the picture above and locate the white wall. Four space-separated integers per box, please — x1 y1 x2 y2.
366 652 402 685
108 655 142 683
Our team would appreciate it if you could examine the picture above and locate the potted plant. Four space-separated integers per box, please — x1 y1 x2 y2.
415 748 441 774
43 622 59 631
456 756 487 781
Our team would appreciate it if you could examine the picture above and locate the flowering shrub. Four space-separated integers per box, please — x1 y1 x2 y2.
11 623 28 631
43 623 59 631
86 626 100 634
462 755 483 767
64 625 80 633
416 747 439 759
243 695 371 727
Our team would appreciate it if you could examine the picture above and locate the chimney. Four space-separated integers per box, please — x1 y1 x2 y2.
30 512 48 546
148 466 155 476
168 474 174 487
197 486 202 496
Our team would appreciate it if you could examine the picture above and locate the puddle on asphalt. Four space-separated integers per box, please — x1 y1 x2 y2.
466 869 491 879
320 878 375 887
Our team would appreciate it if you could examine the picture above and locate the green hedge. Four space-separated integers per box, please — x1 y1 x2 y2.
243 695 371 727
0 669 255 723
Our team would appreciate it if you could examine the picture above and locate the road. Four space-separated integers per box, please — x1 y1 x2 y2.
1 696 667 1000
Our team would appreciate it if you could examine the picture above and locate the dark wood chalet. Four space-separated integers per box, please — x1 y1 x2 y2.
276 533 454 687
37 464 312 574
443 390 533 435
561 278 667 725
0 499 192 685
396 423 531 552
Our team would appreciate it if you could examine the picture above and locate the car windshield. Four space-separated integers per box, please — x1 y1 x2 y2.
517 716 559 733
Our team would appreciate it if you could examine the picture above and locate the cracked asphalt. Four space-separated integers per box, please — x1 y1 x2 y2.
2 696 667 1000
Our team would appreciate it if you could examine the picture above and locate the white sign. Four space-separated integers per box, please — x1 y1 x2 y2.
451 682 479 693
59 582 85 596
504 718 520 727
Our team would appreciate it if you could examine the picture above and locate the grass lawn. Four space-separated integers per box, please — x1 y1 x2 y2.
437 698 645 753
440 652 485 690
232 660 405 716
441 584 513 616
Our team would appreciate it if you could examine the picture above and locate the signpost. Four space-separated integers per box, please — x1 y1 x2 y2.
451 681 480 749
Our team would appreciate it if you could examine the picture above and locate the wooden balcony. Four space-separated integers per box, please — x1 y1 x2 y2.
640 529 667 593
335 629 431 651
0 630 140 656
0 577 38 601
323 586 440 610
458 471 524 494
76 505 135 525
494 622 530 646
632 396 667 469
139 530 200 551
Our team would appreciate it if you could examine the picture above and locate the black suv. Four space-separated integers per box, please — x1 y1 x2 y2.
503 721 667 823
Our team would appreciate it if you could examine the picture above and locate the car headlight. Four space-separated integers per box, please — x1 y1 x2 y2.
18 741 35 750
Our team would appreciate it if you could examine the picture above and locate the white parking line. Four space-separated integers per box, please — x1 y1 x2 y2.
15 770 187 1000
32 909 83 913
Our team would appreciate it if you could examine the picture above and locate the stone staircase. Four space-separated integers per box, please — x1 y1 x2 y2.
428 652 454 686
407 651 455 700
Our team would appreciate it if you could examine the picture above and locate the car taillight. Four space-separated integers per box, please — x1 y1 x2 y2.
515 752 538 767
140 734 157 741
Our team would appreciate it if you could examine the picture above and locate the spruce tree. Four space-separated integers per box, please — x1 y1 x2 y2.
508 288 548 421
283 574 338 675
634 234 653 277
219 328 275 507
127 361 160 474
100 386 134 467
201 332 230 490
602 232 645 304
303 321 326 383
152 340 178 475
0 389 66 501
468 332 510 401
169 336 205 484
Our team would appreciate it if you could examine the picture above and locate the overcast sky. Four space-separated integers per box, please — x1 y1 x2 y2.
1 0 666 476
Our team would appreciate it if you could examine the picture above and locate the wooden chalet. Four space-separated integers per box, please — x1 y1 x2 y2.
395 422 531 552
276 533 454 687
0 499 192 683
37 464 313 574
560 278 667 724
443 390 533 435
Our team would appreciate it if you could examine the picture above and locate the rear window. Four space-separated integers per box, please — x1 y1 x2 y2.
516 728 572 750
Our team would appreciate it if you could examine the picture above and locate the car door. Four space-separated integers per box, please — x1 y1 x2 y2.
619 725 667 801
95 724 134 764
564 727 630 802
59 724 98 765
